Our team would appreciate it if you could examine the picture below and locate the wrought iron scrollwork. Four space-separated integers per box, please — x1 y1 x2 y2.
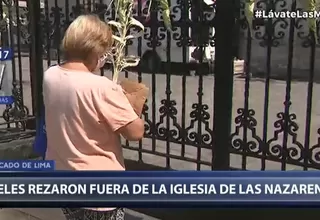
0 0 31 45
185 103 213 148
173 0 192 47
235 0 320 171
0 20 7 33
70 3 87 19
2 0 13 6
142 103 153 138
171 0 181 22
172 0 192 47
230 108 262 154
155 99 182 142
16 7 30 45
144 25 166 48
3 85 29 130
240 0 289 47
295 7 318 47
266 112 304 162
48 6 64 51
21 0 320 171
40 4 65 58
309 128 320 167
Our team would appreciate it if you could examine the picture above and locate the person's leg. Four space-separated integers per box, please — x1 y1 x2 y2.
62 208 125 220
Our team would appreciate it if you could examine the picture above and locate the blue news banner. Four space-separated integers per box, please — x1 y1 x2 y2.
0 47 13 61
0 160 54 171
2 161 320 207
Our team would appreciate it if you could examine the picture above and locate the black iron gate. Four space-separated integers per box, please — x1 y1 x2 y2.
25 0 236 170
3 0 319 171
0 0 35 144
229 0 320 171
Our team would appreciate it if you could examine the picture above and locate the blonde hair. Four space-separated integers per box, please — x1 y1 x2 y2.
61 14 113 62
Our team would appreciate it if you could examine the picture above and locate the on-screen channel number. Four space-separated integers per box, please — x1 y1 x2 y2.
0 48 13 61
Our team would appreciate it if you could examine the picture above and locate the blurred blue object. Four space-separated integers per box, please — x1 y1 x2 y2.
33 108 47 159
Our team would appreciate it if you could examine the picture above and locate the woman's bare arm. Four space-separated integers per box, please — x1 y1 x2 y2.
117 118 145 141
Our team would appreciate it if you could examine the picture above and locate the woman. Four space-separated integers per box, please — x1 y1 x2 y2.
43 15 146 220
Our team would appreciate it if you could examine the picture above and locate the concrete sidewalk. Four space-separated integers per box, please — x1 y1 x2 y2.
0 208 160 220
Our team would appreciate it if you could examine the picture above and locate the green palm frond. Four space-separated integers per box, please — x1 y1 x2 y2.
245 0 255 38
308 0 318 44
158 0 171 31
300 0 320 44
109 0 171 82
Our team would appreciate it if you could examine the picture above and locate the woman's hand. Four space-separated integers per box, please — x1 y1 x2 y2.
120 79 149 116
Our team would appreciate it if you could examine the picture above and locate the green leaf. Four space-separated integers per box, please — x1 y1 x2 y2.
108 20 123 32
125 35 136 40
108 0 147 83
158 0 172 30
308 0 318 44
162 9 172 31
245 0 255 38
129 17 144 31
115 0 126 24
159 0 169 10
123 55 140 68
112 35 124 44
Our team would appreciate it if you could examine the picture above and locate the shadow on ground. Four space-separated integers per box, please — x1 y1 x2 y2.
248 69 320 84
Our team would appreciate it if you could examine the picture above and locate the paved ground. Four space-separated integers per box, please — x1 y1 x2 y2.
2 57 320 172
0 208 159 220
120 73 320 171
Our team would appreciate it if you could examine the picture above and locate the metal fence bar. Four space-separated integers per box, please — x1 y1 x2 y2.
281 0 296 170
261 0 273 171
303 16 316 171
28 0 43 118
212 0 235 170
136 0 143 163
